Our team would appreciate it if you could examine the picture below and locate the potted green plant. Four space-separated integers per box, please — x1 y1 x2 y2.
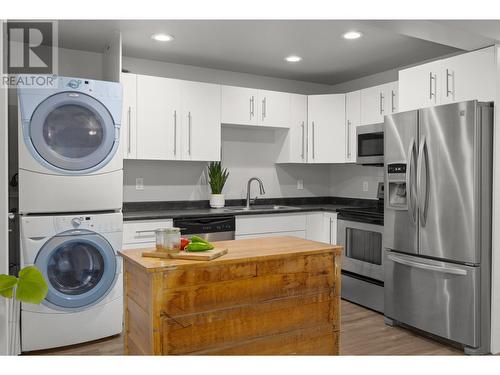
207 161 229 208
0 266 48 304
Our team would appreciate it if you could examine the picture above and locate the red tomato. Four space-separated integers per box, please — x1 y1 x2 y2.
180 238 190 251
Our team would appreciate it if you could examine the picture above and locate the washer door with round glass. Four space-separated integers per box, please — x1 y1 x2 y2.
28 91 118 173
35 230 117 310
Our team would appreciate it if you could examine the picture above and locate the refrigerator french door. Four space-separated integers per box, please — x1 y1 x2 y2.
384 100 493 354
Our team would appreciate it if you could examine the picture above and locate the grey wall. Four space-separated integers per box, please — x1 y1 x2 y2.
330 164 384 199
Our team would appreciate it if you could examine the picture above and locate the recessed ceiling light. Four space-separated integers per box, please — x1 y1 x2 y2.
343 31 362 40
285 55 302 63
151 33 174 42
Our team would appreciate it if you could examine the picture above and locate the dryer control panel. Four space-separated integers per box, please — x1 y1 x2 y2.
54 213 122 233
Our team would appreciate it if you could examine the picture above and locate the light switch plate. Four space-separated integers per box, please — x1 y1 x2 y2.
362 181 369 192
136 178 144 190
297 179 304 190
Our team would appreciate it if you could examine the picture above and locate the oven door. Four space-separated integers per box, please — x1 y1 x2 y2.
337 219 384 281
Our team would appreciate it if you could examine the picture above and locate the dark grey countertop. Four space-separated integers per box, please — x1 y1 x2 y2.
122 197 376 221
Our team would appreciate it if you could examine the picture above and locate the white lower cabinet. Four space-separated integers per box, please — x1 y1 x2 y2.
306 212 338 244
122 219 173 250
235 213 307 239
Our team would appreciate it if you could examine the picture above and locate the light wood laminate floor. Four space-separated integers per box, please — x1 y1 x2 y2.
26 300 463 356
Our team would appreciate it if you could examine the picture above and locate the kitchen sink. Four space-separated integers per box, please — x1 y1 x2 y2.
223 205 301 212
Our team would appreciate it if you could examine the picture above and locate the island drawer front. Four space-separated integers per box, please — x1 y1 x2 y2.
235 213 306 235
161 290 336 355
190 324 339 355
161 253 337 315
123 219 173 247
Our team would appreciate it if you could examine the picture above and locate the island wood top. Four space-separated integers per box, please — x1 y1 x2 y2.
119 236 342 273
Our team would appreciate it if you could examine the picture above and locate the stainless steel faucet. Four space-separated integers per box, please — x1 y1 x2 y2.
245 177 266 210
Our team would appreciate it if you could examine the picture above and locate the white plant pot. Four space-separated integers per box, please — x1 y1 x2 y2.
210 194 225 208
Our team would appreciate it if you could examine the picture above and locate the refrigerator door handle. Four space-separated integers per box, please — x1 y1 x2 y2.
407 138 416 224
417 137 429 226
387 253 467 276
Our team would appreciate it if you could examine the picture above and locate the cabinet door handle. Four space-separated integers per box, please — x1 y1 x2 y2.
301 121 305 160
346 120 351 158
312 121 316 159
446 69 454 98
262 97 266 120
173 110 177 155
379 93 385 115
391 90 396 112
127 106 131 155
429 72 437 101
250 96 255 118
188 111 192 156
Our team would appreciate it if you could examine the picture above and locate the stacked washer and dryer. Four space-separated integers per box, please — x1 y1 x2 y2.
17 76 124 351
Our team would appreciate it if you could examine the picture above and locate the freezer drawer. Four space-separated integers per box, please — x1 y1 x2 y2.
384 251 480 348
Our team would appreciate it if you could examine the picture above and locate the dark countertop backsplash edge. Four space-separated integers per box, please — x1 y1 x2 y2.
123 196 378 213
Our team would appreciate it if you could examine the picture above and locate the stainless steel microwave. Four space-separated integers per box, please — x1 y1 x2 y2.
356 123 384 165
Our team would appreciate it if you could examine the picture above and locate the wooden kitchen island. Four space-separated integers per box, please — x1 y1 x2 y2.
118 236 342 355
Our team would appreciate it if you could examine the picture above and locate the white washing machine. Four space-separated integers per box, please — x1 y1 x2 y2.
17 76 123 214
20 212 123 352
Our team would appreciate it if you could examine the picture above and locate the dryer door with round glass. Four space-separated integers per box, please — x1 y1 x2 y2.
34 230 117 310
28 92 118 173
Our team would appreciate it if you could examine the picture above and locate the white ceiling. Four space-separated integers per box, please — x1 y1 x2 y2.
56 20 468 85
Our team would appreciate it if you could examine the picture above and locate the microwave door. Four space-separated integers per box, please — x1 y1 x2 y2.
384 110 418 255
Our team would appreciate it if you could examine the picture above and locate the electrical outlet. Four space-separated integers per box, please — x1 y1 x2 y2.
297 179 304 190
362 181 369 192
136 178 144 190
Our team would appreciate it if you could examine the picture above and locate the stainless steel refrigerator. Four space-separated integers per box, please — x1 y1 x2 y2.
384 100 493 354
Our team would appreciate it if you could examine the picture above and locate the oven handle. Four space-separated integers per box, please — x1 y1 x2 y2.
388 253 467 276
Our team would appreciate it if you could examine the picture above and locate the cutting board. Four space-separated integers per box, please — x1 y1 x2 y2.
142 248 228 261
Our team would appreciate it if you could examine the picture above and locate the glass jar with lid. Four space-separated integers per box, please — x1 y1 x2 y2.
155 227 181 253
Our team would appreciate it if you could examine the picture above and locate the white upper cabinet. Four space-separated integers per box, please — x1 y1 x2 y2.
360 81 398 125
276 93 307 163
221 86 258 126
398 60 443 111
399 47 495 111
180 81 221 161
137 75 181 160
439 47 495 105
120 73 137 159
135 74 221 162
256 89 291 128
308 94 346 163
360 85 385 125
221 86 290 128
345 90 360 163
